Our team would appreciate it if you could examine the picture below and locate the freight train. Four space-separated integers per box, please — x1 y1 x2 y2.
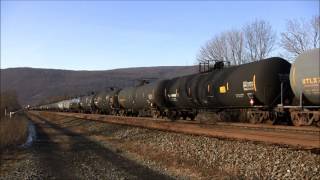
32 48 320 127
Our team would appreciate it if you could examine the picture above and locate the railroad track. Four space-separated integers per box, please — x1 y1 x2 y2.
30 111 320 150
52 111 320 133
212 121 320 133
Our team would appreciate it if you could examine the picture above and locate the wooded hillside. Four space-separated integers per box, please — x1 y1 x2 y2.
1 66 197 106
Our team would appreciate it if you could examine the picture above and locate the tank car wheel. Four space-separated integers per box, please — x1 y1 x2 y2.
152 113 157 119
167 111 177 121
315 113 320 127
291 111 314 126
291 113 303 126
249 116 259 124
265 113 276 125
119 110 125 116
248 111 272 124
316 121 320 127
248 111 262 124
152 111 160 119
265 118 276 125
189 114 196 121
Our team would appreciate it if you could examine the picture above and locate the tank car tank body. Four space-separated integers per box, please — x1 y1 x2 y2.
93 92 109 114
287 48 320 126
118 80 167 117
93 89 120 114
57 101 64 112
79 95 95 113
290 48 320 105
46 103 54 111
44 102 56 111
118 87 137 115
62 100 72 112
52 102 60 111
69 97 81 112
164 57 291 122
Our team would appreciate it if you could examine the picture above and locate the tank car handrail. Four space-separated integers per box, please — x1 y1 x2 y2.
280 105 320 109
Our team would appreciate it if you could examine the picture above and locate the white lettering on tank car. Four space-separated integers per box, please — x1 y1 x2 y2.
235 93 244 98
243 81 255 91
168 93 177 101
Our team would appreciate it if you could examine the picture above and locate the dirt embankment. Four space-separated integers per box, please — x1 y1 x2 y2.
1 111 319 179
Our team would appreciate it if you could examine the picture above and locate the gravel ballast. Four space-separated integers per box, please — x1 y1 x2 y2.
1 112 319 179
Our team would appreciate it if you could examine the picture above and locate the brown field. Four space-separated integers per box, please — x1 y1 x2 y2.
0 114 29 149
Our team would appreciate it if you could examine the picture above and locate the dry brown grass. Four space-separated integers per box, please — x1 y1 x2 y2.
0 114 29 149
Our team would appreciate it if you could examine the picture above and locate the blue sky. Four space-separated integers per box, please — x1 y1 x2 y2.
1 1 319 70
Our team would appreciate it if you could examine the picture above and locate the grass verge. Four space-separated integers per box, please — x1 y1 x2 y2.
0 113 29 149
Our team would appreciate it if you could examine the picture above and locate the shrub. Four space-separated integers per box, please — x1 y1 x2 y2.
0 114 29 149
0 91 21 118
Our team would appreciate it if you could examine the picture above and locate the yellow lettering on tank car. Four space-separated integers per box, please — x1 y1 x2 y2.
291 66 296 88
219 86 226 93
313 77 319 84
176 88 180 97
253 75 257 91
302 77 320 85
119 98 126 102
306 78 311 84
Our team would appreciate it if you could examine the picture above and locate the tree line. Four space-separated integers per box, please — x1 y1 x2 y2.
197 16 320 64
0 91 21 117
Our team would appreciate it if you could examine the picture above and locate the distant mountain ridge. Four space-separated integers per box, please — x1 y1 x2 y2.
1 66 197 106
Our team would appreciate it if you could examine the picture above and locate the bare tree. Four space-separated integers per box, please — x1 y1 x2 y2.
197 19 275 65
311 16 320 48
243 19 276 61
280 16 320 57
280 19 311 56
197 30 246 65
226 30 246 65
197 32 229 63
